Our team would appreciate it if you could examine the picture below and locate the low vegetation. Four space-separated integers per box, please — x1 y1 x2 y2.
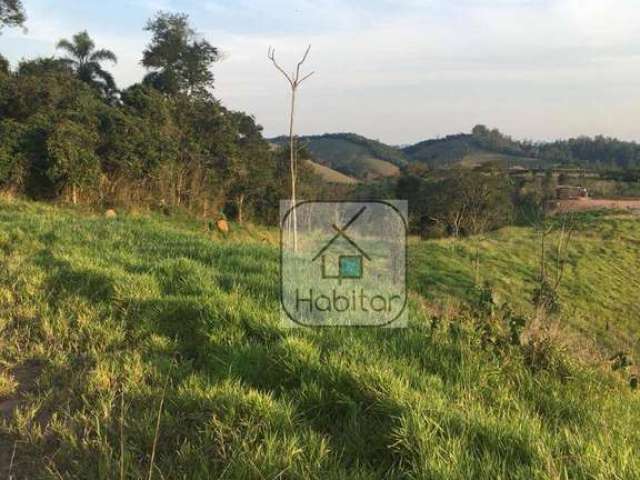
1 199 639 479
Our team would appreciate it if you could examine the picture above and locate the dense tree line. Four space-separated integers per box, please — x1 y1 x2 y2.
535 136 640 169
0 10 317 223
471 124 640 169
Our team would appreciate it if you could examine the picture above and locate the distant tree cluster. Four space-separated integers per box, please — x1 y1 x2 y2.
472 124 640 169
535 136 640 169
471 125 529 157
396 166 513 237
0 10 314 223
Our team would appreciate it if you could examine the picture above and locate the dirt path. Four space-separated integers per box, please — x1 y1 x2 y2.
554 198 640 213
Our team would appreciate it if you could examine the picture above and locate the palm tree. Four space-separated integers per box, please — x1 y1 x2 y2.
56 31 117 96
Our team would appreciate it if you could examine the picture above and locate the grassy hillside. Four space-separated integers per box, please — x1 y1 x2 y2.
306 160 359 184
1 200 639 479
403 134 542 168
411 212 640 358
272 133 406 180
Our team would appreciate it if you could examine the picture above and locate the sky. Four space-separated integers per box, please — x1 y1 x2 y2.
2 0 640 145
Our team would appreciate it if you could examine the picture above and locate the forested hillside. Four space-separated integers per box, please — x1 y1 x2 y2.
404 125 640 170
402 129 540 168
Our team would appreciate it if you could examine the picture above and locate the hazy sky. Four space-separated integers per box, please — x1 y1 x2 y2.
2 0 639 144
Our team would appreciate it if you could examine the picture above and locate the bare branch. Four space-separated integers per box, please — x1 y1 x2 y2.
295 44 312 81
298 71 315 85
267 46 294 86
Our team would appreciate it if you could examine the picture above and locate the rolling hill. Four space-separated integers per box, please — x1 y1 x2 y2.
274 126 640 182
272 130 548 183
271 133 407 181
402 133 543 168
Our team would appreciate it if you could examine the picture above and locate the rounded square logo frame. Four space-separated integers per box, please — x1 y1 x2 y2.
280 200 407 328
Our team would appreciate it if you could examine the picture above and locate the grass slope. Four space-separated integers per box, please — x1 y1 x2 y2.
306 160 359 184
272 133 406 180
411 211 640 358
0 200 639 479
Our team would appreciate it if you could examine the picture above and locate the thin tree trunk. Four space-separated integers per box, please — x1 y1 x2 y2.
289 87 298 251
176 170 182 207
237 193 245 224
203 197 209 218
268 45 313 253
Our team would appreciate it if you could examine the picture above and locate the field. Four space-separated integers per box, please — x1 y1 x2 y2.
1 200 640 479
555 198 640 213
458 153 540 168
306 160 359 184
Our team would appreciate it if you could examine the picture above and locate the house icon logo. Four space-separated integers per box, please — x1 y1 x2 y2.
280 200 408 328
311 206 371 280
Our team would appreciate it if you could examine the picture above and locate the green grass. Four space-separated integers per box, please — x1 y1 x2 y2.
1 200 639 479
411 211 640 357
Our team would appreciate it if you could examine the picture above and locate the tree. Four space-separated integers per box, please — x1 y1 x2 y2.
0 118 26 189
56 31 118 97
0 0 25 31
142 12 219 97
18 57 72 76
0 53 8 74
47 119 100 204
268 45 314 251
531 214 575 327
223 113 275 223
397 169 512 237
0 19 283 221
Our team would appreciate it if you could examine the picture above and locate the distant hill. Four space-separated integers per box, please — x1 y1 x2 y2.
403 126 640 170
272 130 543 181
402 133 542 168
273 126 640 181
271 133 407 180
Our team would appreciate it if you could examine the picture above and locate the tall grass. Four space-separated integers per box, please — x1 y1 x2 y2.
0 200 638 479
